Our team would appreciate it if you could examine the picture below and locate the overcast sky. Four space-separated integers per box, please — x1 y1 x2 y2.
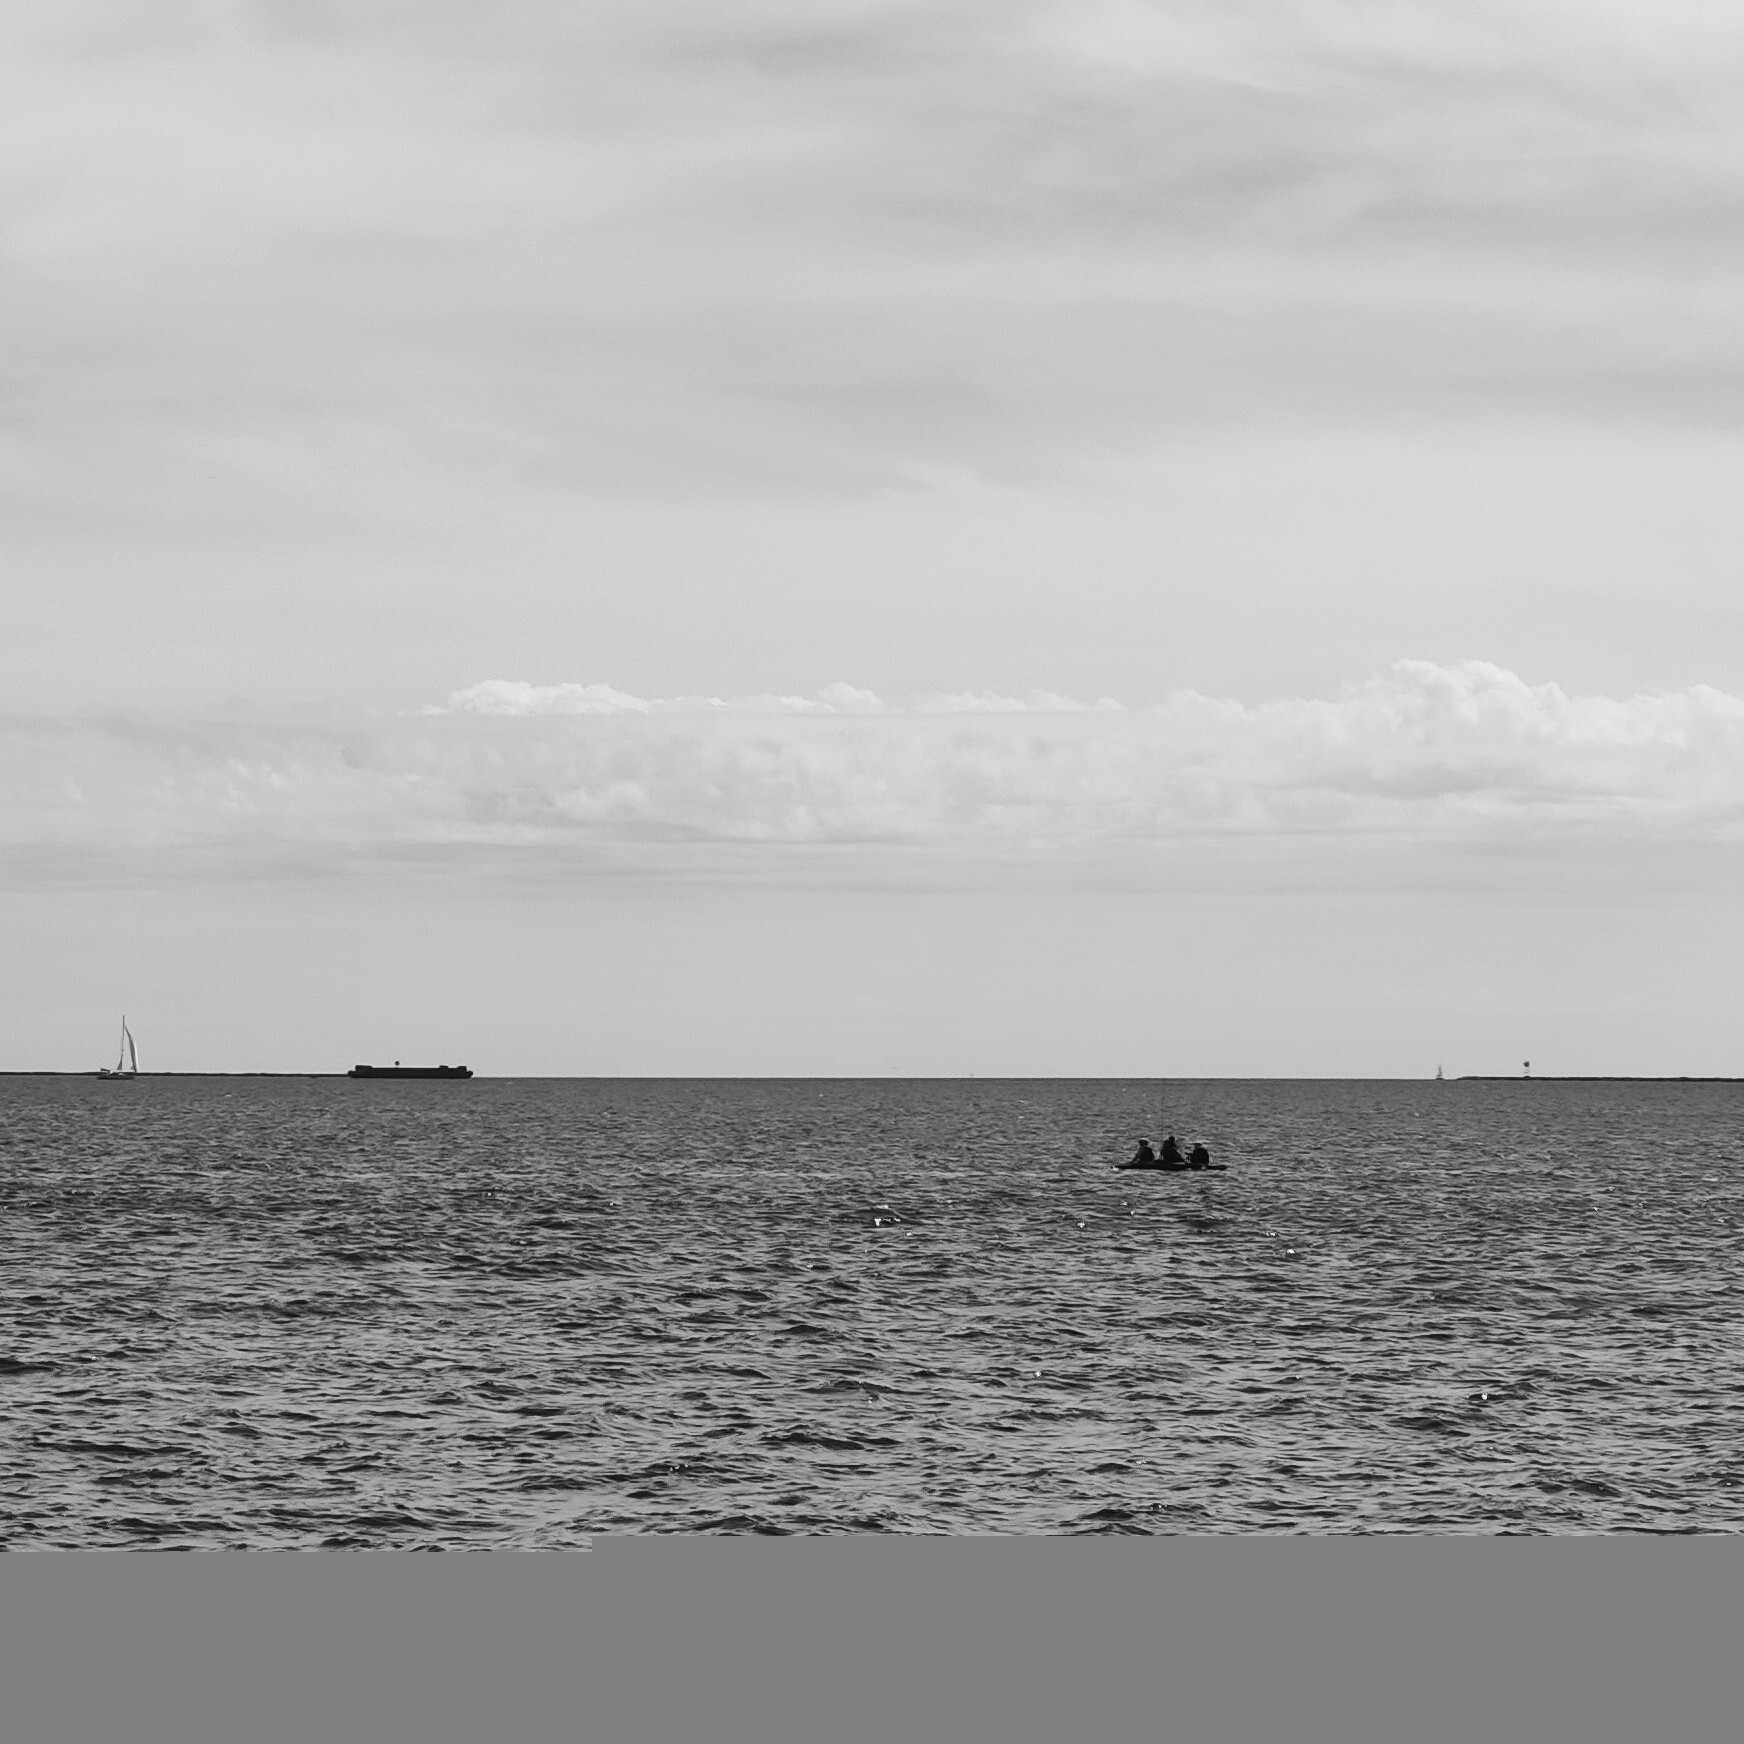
5 2 1743 1073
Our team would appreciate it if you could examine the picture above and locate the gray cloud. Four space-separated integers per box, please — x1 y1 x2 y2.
4 0 1743 511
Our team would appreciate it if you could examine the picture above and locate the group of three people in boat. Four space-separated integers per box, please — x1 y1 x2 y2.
1129 1134 1213 1169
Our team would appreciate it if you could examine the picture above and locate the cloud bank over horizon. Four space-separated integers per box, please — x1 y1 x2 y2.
8 662 1743 883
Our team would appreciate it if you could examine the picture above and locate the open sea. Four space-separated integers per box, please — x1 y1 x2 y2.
3 1076 1742 1543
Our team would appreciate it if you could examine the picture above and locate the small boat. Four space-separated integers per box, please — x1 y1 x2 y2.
1118 1140 1226 1172
96 1017 139 1080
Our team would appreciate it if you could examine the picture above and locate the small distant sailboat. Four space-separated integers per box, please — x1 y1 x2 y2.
97 1017 139 1080
1435 1064 1444 1081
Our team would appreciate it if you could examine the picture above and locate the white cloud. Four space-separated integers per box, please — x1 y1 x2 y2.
441 680 1120 717
7 664 1743 884
915 690 1123 714
445 681 657 716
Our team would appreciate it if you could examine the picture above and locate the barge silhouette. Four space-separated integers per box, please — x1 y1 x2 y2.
347 1064 473 1080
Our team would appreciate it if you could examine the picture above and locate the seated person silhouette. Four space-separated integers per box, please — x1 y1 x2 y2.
1131 1139 1157 1165
1188 1143 1211 1170
1159 1135 1184 1167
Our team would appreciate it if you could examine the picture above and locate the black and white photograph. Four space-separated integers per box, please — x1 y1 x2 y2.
5 0 1744 1732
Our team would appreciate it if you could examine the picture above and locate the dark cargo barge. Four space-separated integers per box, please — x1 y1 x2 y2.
347 1064 474 1080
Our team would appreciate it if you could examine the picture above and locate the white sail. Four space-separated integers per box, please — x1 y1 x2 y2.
100 1016 139 1078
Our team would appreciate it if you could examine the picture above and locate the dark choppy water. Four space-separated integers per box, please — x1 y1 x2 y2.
4 1076 1743 1542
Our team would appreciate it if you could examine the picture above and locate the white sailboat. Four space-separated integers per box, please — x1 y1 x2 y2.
97 1017 139 1080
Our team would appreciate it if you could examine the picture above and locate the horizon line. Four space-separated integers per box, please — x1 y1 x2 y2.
6 1071 1742 1084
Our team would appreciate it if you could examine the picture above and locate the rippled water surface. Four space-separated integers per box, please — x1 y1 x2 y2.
4 1076 1743 1542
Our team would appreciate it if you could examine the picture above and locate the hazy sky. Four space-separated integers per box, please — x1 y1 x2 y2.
5 2 1743 1073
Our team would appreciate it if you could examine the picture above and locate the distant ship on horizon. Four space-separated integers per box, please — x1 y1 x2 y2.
347 1062 473 1080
